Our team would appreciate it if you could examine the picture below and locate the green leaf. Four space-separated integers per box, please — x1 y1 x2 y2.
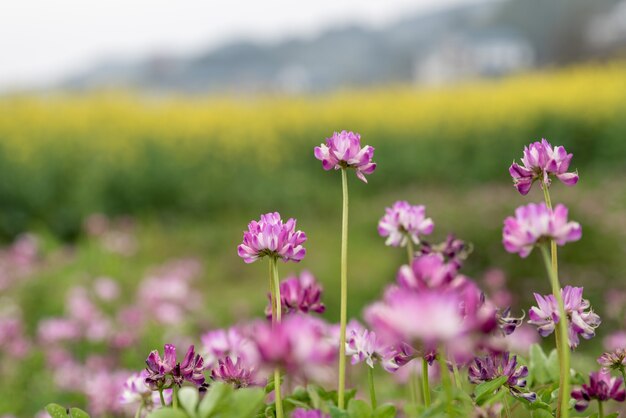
546 349 560 382
227 387 266 418
529 344 550 385
346 399 372 418
474 376 509 405
530 409 554 418
605 413 619 418
147 408 189 418
329 406 349 418
198 383 233 417
373 404 396 418
45 404 69 418
68 408 90 418
178 387 199 417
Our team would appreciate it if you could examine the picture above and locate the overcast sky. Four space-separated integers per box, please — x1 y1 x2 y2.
0 0 483 90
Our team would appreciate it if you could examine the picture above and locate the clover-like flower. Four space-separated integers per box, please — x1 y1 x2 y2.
265 271 325 317
509 138 578 195
237 212 306 264
417 234 471 268
497 308 525 336
210 356 257 388
345 321 388 369
314 130 376 183
468 352 536 402
145 344 206 389
598 349 626 372
377 201 434 247
503 203 581 257
528 286 601 349
120 370 172 409
571 370 626 412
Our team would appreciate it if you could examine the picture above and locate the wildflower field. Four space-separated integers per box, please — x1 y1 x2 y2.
1 62 626 417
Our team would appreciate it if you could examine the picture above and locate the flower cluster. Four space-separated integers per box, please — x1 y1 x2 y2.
145 344 206 390
377 201 434 247
509 138 578 195
265 271 325 317
237 212 307 263
528 286 600 348
598 348 626 372
571 371 626 412
503 202 581 257
468 352 536 401
314 130 376 183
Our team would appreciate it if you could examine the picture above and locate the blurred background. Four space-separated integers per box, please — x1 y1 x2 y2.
1 0 626 415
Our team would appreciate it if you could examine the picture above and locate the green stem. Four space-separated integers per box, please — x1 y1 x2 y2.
620 365 626 385
158 387 165 407
503 391 512 418
172 385 178 409
451 361 462 390
409 369 418 410
135 404 143 418
598 400 604 418
367 366 377 409
407 239 415 264
436 350 453 415
422 358 431 407
539 243 570 418
338 168 349 409
268 257 284 418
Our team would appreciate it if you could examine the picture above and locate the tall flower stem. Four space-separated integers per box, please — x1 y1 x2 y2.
619 365 626 385
338 168 349 408
541 185 570 418
268 257 284 418
422 358 431 407
158 388 165 406
406 240 414 264
173 385 178 409
598 400 604 418
437 349 453 416
367 366 377 409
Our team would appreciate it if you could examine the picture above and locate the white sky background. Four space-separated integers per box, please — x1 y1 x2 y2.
0 0 483 90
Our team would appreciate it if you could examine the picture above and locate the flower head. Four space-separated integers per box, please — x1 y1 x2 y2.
314 130 376 183
509 139 578 195
210 356 257 388
571 371 626 412
377 201 434 247
598 349 626 372
345 321 387 368
528 286 601 349
417 234 471 268
503 203 581 258
249 315 337 383
497 308 525 336
468 352 536 401
145 344 206 389
292 409 329 418
120 370 172 410
396 253 462 292
238 212 306 264
265 271 325 317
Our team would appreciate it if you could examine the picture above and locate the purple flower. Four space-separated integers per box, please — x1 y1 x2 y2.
237 212 306 264
292 409 329 418
201 327 258 367
145 344 206 389
210 356 257 388
598 349 626 372
497 308 525 336
503 203 581 257
417 234 471 268
365 289 465 347
265 271 325 317
528 286 601 349
248 315 337 383
314 130 376 183
120 370 172 410
509 138 578 195
468 352 536 402
396 253 460 291
345 321 387 368
377 201 434 247
571 371 626 412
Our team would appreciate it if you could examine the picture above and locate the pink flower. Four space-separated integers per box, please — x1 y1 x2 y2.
265 271 325 317
292 409 329 418
605 332 626 352
345 321 387 368
598 349 626 372
145 344 206 389
210 356 258 388
528 286 601 349
396 253 461 292
509 138 578 195
378 201 434 247
314 130 376 183
571 371 626 412
248 315 337 383
237 212 307 264
503 203 581 257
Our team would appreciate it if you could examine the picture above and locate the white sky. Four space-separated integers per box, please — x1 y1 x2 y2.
0 0 483 90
